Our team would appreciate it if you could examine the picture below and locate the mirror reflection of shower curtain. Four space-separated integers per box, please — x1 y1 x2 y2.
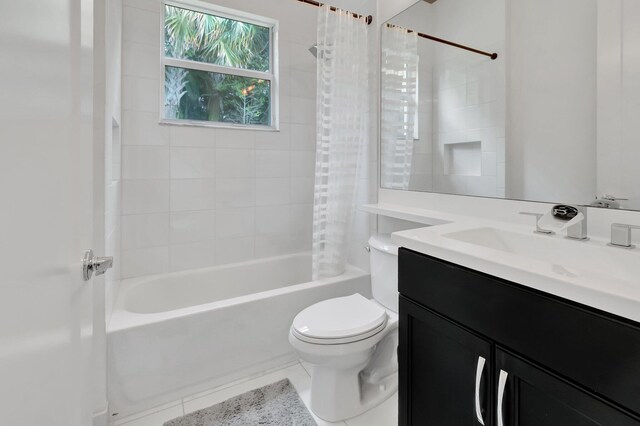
312 5 369 280
381 26 419 190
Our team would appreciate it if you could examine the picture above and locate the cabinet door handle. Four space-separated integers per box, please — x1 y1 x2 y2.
474 356 486 425
497 369 509 426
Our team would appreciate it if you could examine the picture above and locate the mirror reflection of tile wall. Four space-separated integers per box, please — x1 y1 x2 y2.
383 0 506 198
382 0 640 211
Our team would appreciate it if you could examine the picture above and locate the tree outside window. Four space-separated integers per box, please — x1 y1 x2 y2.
163 4 276 127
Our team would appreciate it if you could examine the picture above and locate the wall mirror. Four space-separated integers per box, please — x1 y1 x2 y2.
380 0 640 211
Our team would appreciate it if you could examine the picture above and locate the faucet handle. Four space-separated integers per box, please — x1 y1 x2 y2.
518 212 555 235
608 223 640 249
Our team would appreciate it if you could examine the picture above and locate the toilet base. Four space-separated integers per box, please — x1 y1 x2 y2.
310 366 398 422
306 328 399 422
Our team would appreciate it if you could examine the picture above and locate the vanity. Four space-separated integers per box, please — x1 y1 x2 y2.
387 218 640 426
398 249 640 425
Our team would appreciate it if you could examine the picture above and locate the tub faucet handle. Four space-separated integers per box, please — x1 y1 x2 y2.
82 249 114 281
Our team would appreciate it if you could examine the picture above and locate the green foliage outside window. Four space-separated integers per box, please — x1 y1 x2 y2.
164 5 272 126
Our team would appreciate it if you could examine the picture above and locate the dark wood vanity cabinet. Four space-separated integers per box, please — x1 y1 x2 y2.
398 248 640 426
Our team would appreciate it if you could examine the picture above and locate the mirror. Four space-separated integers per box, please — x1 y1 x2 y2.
380 0 640 211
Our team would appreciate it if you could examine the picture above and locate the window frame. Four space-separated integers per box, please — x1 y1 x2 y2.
160 0 279 131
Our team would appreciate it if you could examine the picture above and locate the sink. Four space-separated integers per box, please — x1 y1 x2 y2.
443 227 554 256
441 227 640 280
441 227 638 283
392 222 640 323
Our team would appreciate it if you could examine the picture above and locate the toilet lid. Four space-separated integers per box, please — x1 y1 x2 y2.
292 294 387 344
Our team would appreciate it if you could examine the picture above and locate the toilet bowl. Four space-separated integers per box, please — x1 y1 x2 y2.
289 235 399 422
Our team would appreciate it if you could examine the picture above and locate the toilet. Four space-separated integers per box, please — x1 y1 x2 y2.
289 234 399 422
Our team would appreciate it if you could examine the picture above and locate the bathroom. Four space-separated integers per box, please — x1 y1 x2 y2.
1 0 640 425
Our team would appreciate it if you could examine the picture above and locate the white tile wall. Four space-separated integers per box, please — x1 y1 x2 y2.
122 146 170 179
121 245 170 278
391 0 506 197
215 208 255 239
121 213 169 250
170 211 216 244
122 76 159 112
256 178 291 206
169 240 217 272
171 147 216 179
122 179 170 214
256 150 290 178
122 41 157 78
122 110 169 146
215 149 255 178
122 6 159 45
170 179 216 211
120 0 320 278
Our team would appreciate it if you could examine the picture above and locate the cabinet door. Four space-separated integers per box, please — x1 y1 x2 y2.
496 348 640 426
399 296 492 426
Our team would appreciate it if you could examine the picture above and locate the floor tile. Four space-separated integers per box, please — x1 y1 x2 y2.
116 361 397 426
345 392 398 426
183 363 346 426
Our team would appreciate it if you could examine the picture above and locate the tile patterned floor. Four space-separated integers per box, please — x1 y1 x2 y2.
110 361 398 426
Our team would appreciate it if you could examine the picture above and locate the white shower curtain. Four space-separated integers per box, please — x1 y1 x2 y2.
312 5 369 280
381 25 419 190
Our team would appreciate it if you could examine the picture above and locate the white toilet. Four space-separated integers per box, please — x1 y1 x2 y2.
289 234 399 422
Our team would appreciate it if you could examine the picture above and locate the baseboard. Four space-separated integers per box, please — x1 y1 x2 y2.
93 405 109 426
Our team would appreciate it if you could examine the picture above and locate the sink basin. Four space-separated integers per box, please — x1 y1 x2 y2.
391 222 640 323
441 227 637 283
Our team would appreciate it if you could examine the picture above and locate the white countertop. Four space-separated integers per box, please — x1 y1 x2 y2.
363 203 640 324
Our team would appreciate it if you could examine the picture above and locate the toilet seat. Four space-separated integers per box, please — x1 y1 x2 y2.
291 294 388 345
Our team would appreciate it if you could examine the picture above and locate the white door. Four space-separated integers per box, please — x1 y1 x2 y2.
0 1 96 425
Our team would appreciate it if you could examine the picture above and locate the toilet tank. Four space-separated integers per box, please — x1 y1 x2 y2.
368 234 399 313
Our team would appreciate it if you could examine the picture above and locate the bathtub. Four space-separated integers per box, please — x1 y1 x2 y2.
107 253 371 417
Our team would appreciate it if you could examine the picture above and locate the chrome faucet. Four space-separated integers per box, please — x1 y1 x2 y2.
553 205 588 240
608 223 640 249
518 212 554 235
590 194 628 209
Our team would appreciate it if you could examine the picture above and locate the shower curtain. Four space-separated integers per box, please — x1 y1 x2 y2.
312 5 369 280
380 25 419 190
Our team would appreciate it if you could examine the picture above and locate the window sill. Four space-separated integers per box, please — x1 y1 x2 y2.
159 118 280 132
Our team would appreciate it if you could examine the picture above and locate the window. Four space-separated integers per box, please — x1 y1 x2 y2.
162 1 277 128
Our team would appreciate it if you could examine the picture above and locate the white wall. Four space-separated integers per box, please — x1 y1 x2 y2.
120 0 319 278
378 0 418 23
508 0 597 204
597 0 640 210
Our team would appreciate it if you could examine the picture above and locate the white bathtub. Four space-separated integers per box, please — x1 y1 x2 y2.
107 253 371 417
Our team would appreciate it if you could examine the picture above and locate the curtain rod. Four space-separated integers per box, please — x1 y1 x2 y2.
387 23 498 60
296 0 373 25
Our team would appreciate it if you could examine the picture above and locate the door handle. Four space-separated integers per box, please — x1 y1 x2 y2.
82 249 113 281
497 369 509 426
474 356 486 425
